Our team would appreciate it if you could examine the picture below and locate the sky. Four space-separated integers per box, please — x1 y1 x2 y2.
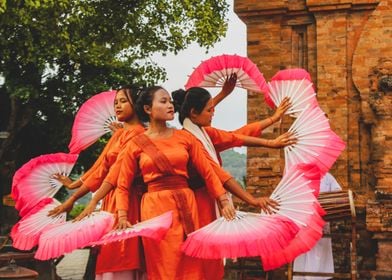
151 0 248 152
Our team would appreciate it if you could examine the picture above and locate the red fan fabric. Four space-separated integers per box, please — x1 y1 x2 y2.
284 105 346 177
11 198 66 250
90 211 173 246
261 164 326 270
68 90 117 154
35 211 114 260
265 68 314 108
181 163 325 269
185 54 268 93
265 78 318 116
12 153 78 217
182 213 299 259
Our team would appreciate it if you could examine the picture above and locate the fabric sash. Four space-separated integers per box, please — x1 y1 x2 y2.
183 118 219 164
132 133 195 234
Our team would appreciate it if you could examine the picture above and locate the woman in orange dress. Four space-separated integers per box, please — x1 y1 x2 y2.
106 85 236 280
49 86 146 280
171 86 295 280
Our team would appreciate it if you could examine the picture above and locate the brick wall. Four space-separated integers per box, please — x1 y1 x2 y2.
232 0 391 278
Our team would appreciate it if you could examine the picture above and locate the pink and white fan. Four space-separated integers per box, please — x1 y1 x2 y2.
12 153 78 217
11 198 66 251
284 105 346 176
35 211 114 260
90 211 173 246
265 78 318 117
182 164 324 266
185 54 268 93
68 90 117 154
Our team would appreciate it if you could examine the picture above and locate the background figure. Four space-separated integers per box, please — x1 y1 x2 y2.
293 172 342 280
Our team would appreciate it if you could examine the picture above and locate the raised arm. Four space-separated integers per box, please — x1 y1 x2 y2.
212 74 237 107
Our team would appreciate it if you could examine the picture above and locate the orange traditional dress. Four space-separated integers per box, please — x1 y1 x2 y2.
116 129 227 280
80 124 145 278
185 120 263 280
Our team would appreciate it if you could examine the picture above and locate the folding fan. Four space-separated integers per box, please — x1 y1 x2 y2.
271 68 313 84
284 105 346 176
68 90 117 154
12 153 78 217
181 164 325 265
185 54 268 93
11 198 66 251
90 211 173 246
35 211 114 260
265 78 318 116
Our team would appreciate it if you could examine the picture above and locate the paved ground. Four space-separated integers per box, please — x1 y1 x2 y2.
56 249 89 280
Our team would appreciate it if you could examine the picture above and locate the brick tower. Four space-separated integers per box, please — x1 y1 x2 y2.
234 0 391 278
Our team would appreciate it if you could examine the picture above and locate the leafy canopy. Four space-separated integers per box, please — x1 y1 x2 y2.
0 0 229 172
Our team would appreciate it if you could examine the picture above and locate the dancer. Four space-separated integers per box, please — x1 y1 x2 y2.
49 86 146 280
172 86 295 279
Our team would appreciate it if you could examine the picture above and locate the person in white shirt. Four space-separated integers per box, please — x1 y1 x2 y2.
293 172 342 280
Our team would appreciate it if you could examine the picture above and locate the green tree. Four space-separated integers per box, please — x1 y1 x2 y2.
0 0 229 186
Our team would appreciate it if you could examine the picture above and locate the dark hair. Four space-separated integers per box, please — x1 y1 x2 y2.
135 86 165 122
116 85 143 107
172 87 212 124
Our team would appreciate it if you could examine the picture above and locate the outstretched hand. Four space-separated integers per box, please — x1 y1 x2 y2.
48 199 74 217
271 97 291 122
270 132 297 148
73 200 97 222
221 73 237 96
116 217 132 230
254 197 279 215
52 173 73 189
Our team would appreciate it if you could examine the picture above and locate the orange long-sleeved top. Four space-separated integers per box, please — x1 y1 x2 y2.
208 121 263 153
80 125 145 192
116 129 226 212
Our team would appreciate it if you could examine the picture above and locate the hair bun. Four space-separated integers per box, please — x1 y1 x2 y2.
171 89 187 112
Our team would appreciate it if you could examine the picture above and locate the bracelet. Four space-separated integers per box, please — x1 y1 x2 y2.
268 117 274 125
220 198 229 203
118 215 127 218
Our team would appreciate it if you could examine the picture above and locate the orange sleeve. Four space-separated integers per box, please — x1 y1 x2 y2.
81 130 122 192
232 121 263 137
209 160 232 185
204 127 244 153
188 136 226 198
115 142 138 212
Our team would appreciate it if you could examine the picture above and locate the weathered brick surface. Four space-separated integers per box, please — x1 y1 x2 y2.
233 0 391 278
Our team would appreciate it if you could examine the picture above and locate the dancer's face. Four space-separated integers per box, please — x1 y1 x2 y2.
191 98 215 127
114 90 133 121
148 89 175 121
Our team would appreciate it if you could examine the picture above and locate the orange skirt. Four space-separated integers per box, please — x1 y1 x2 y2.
141 187 204 280
193 187 225 280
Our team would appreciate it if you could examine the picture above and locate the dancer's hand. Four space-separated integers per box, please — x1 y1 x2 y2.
254 197 279 215
221 73 237 96
220 199 236 221
109 122 123 133
74 200 97 222
116 217 132 230
52 173 73 189
48 199 74 217
271 97 291 122
269 132 297 148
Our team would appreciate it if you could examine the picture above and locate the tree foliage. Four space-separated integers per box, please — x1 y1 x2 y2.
0 0 229 189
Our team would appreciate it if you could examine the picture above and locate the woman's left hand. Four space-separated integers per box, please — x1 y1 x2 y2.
221 73 237 96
